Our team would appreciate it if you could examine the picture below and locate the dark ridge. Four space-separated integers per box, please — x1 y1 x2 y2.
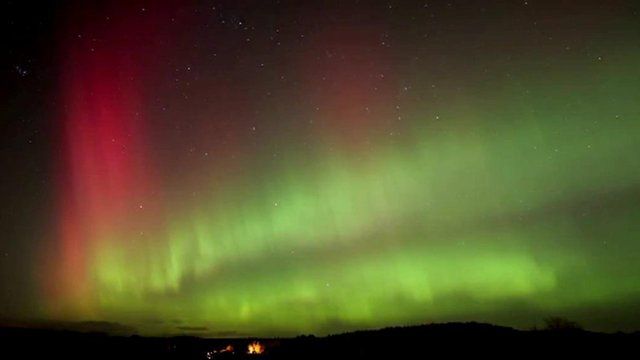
2 321 638 359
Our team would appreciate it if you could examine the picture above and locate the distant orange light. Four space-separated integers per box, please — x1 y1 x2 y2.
247 341 264 354
206 344 234 359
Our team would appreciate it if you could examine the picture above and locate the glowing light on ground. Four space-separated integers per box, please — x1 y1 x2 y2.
247 341 265 355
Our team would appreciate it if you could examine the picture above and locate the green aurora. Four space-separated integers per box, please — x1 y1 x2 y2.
3 1 640 337
90 45 640 335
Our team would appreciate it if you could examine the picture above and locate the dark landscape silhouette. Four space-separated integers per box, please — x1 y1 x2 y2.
2 319 638 359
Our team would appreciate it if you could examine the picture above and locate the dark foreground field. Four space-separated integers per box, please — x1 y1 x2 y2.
2 322 638 359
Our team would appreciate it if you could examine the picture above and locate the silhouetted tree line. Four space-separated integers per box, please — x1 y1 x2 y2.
1 319 637 359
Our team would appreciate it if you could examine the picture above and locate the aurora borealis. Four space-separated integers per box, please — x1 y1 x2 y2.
2 1 640 336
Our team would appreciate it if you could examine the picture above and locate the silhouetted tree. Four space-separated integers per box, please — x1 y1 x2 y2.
544 317 583 331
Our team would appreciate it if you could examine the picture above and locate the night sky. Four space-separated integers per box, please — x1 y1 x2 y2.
2 0 640 337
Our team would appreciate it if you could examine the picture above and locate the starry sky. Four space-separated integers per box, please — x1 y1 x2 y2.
2 0 640 337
